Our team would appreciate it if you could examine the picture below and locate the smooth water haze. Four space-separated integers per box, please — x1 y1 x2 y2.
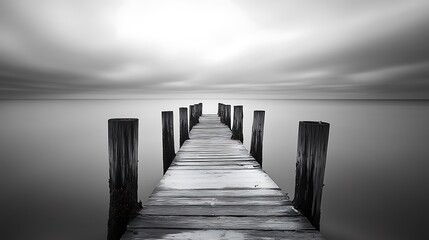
1 100 428 240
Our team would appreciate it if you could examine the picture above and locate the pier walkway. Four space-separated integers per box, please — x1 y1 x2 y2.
122 114 324 239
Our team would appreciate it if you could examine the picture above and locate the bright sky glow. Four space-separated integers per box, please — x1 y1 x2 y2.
0 0 429 99
114 0 253 58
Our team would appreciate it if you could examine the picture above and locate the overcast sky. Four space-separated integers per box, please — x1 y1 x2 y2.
1 0 428 99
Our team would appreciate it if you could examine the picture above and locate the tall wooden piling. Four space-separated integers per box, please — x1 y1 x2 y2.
218 103 222 116
189 105 195 130
220 104 225 123
293 121 330 231
107 118 140 240
162 111 175 174
194 104 200 124
250 111 265 167
231 105 243 142
198 103 203 117
225 104 231 129
179 107 189 147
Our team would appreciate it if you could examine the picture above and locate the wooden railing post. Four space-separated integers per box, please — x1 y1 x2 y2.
193 104 199 124
162 111 175 174
107 118 141 240
189 105 195 130
218 103 221 116
293 121 330 231
231 105 243 142
198 103 203 117
250 111 265 167
225 104 231 129
179 107 189 147
220 104 225 123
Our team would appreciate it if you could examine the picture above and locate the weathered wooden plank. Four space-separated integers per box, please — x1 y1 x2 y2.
171 160 258 166
162 169 266 175
145 196 290 206
128 215 314 231
151 188 284 198
175 158 255 162
162 169 271 180
122 229 324 240
140 205 299 216
157 180 278 189
168 165 261 170
175 155 251 159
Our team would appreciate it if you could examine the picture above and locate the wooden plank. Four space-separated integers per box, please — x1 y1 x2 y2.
163 169 268 176
122 229 324 240
151 188 285 198
171 160 258 166
157 180 278 189
140 205 299 216
175 157 255 162
162 170 272 181
175 156 252 160
128 215 314 231
145 196 291 206
168 165 261 170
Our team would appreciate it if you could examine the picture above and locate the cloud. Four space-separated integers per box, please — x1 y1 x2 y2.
0 0 428 99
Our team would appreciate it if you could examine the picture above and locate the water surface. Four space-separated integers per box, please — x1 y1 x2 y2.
1 100 428 239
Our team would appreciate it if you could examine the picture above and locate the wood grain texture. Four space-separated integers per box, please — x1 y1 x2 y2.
231 105 244 142
121 114 323 239
250 111 265 167
189 105 195 130
193 104 200 124
123 229 324 240
217 103 222 116
220 104 225 123
179 107 189 147
162 111 175 174
108 118 139 240
224 104 231 129
140 205 299 216
198 103 203 117
293 121 330 230
128 215 315 231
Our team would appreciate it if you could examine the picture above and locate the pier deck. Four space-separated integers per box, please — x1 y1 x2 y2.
122 114 324 239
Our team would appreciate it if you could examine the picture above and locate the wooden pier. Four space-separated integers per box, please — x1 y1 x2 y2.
119 113 325 239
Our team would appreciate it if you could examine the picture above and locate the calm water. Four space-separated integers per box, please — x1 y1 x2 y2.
1 100 428 240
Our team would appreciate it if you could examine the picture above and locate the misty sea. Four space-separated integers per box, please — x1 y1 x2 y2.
1 99 428 240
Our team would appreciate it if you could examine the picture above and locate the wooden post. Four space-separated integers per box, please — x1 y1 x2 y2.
193 104 199 124
225 104 231 129
179 107 189 147
194 104 198 120
198 103 203 117
293 121 330 231
220 104 225 123
162 111 175 174
108 118 141 240
231 105 243 142
218 103 221 116
189 105 195 130
250 111 265 167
